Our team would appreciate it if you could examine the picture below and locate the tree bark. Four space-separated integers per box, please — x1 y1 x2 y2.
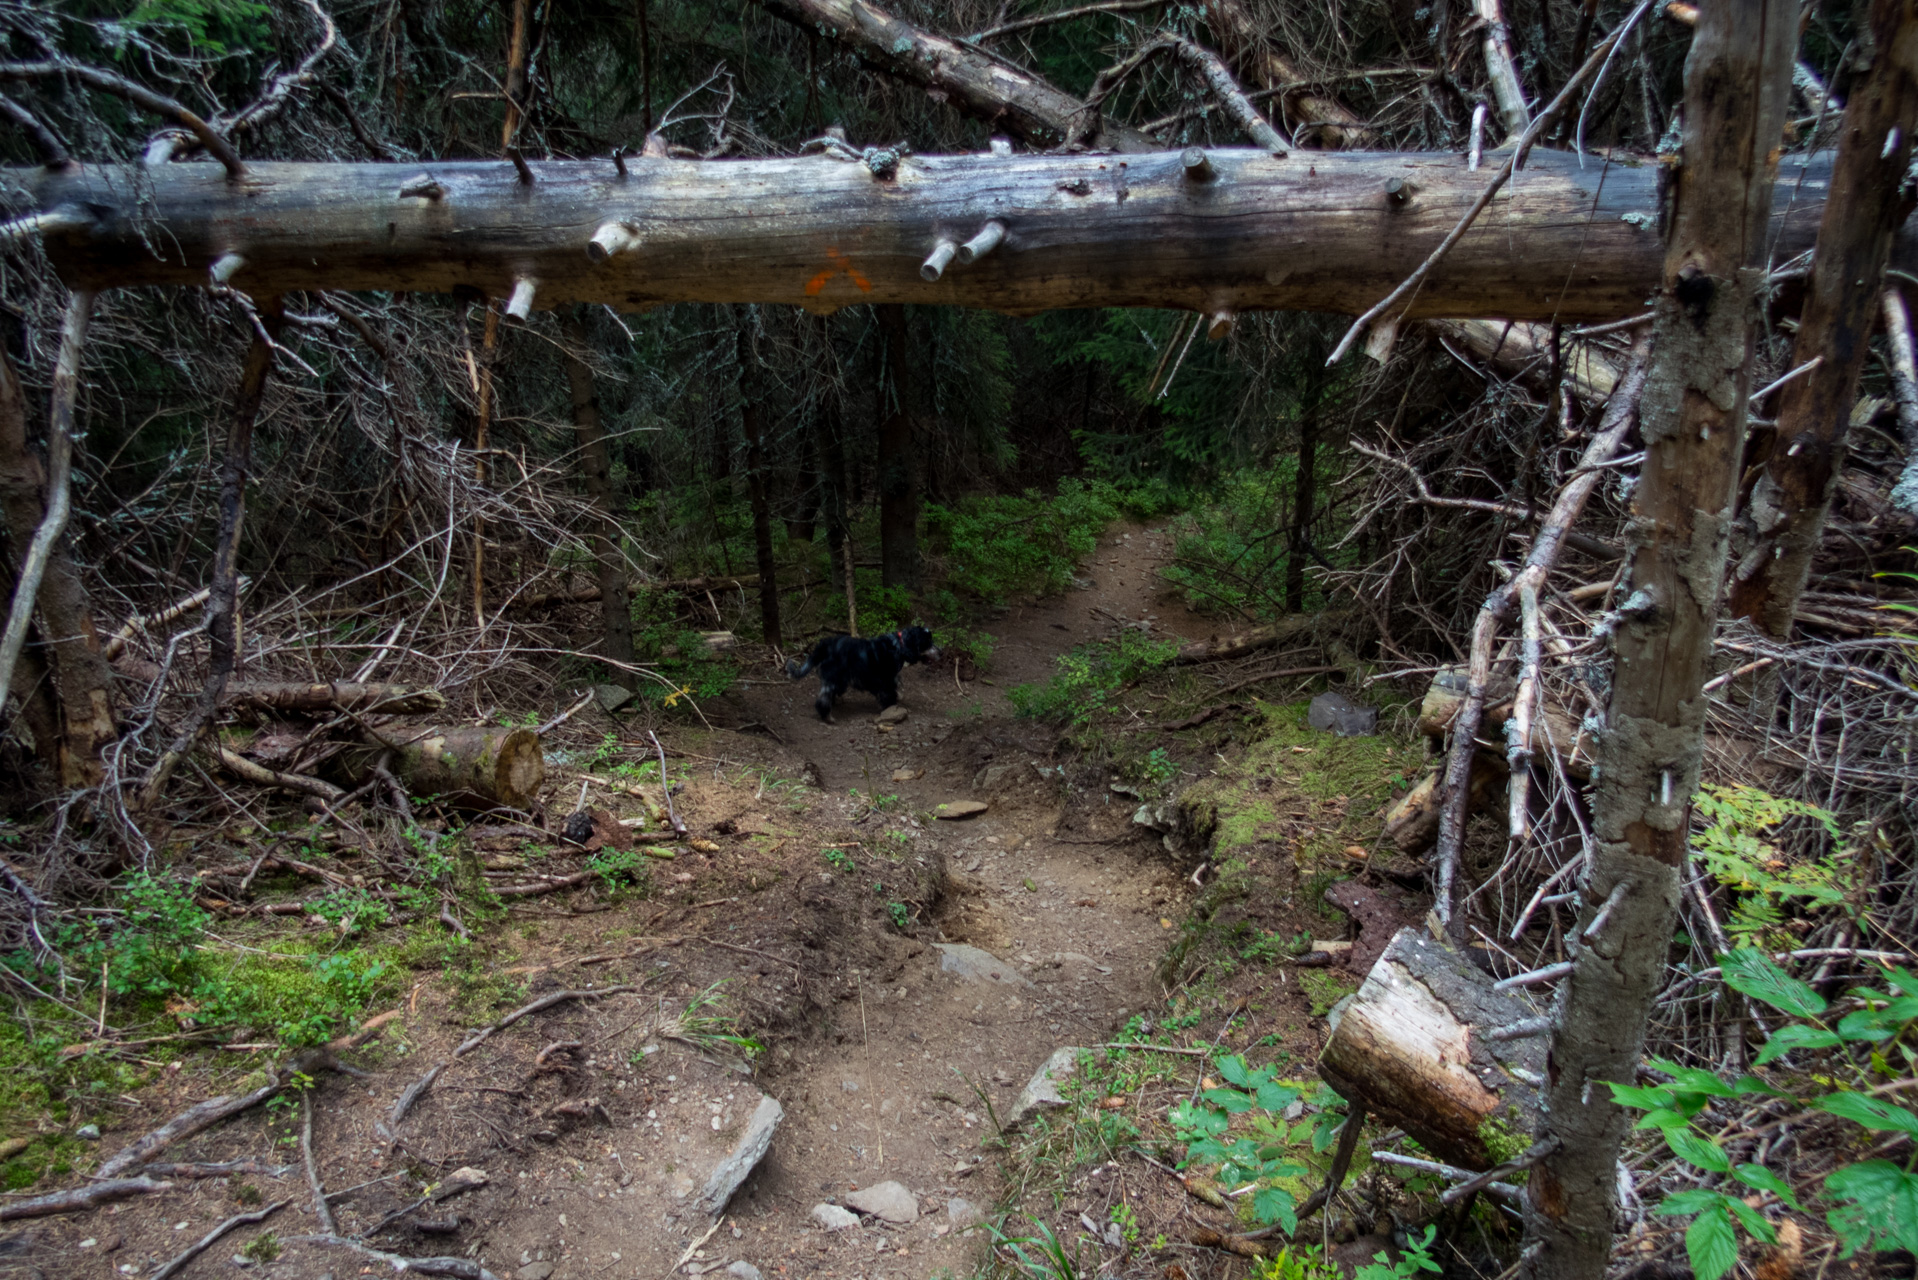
559 308 636 686
1519 3 1797 1277
752 0 1157 152
876 304 918 591
1728 0 1918 637
23 151 1869 321
736 313 783 643
0 338 115 786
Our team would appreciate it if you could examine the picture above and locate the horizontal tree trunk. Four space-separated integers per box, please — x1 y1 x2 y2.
21 150 1872 320
341 726 544 810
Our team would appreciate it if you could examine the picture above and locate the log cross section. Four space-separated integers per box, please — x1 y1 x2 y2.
20 150 1861 320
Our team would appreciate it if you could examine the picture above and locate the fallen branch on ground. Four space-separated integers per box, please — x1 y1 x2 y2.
0 1176 171 1220
151 1199 289 1280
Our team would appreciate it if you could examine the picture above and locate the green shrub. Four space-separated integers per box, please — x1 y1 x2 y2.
926 478 1123 605
1613 951 1918 1279
1009 630 1178 725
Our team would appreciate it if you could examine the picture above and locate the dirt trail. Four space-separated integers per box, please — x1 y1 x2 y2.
710 522 1215 1278
6 526 1220 1280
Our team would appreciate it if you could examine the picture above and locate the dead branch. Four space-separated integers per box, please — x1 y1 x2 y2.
151 1198 289 1280
96 1080 284 1177
285 1234 500 1280
1432 341 1650 932
0 1175 172 1220
0 62 244 177
1327 0 1657 363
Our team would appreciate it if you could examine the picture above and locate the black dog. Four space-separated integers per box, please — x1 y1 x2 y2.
786 627 941 721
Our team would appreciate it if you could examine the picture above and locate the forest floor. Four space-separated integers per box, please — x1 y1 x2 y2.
2 525 1422 1280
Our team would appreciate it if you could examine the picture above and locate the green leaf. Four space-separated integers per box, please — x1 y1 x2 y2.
1633 1108 1692 1132
1651 1060 1740 1099
1816 1092 1918 1135
1659 1188 1726 1216
1683 1202 1740 1280
1880 967 1918 999
1725 1197 1778 1245
1204 1088 1254 1114
1665 1126 1732 1173
1720 948 1826 1017
1252 1186 1298 1233
1215 1055 1253 1087
1825 1160 1918 1256
1755 1024 1843 1064
1837 1009 1898 1042
1607 1081 1676 1111
1253 1082 1301 1112
1733 1163 1803 1210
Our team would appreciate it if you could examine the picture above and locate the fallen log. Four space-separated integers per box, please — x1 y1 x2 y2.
226 680 446 715
1170 617 1328 664
344 725 544 810
20 149 1871 321
1417 666 1595 778
1380 758 1502 855
0 1176 173 1221
115 659 443 715
1318 926 1543 1171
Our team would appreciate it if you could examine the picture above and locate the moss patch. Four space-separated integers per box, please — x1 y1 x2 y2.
1298 968 1360 1018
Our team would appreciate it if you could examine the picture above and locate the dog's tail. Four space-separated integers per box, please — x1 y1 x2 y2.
785 636 830 680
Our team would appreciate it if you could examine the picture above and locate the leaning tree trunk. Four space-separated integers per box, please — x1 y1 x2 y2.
139 297 284 807
1519 4 1797 1278
559 307 636 686
21 151 1868 321
876 304 919 592
0 343 115 787
1728 0 1918 637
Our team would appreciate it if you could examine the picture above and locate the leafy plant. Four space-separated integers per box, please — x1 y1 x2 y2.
822 848 853 870
1691 785 1856 943
587 846 652 892
1352 1226 1441 1280
1167 1054 1306 1233
1010 630 1178 725
926 478 1124 604
311 887 391 935
1611 950 1918 1279
886 901 911 930
990 1217 1088 1280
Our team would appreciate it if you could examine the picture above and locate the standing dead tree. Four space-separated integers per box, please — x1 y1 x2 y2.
1729 0 1918 637
1519 2 1798 1276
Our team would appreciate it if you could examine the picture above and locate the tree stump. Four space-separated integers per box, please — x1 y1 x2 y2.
1318 926 1543 1171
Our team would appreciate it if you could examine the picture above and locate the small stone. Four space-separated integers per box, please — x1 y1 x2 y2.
726 1264 762 1280
844 1180 918 1224
948 1198 986 1230
1006 1047 1082 1129
890 768 922 782
439 1166 489 1198
1307 690 1377 737
78 1238 96 1249
0 1137 30 1159
973 764 1018 793
934 799 988 820
516 1263 555 1280
935 943 1034 988
876 705 908 725
593 683 636 714
810 1203 860 1231
74 1124 100 1141
699 1093 783 1215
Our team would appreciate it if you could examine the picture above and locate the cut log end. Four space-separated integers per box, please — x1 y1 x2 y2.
1318 926 1543 1171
